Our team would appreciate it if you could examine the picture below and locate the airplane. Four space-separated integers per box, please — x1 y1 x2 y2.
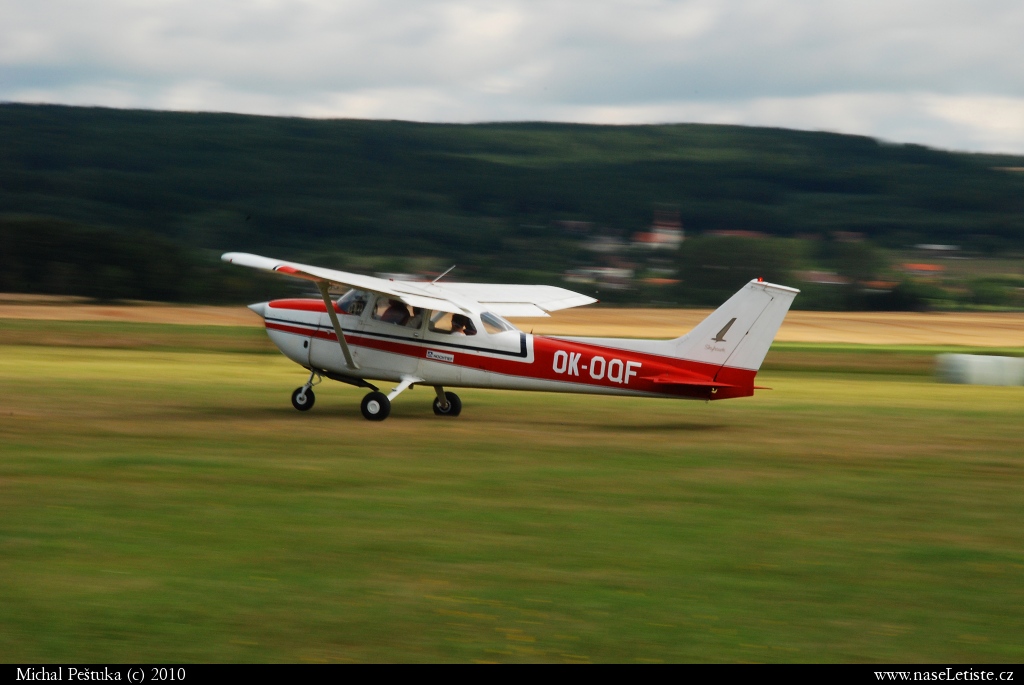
222 252 799 420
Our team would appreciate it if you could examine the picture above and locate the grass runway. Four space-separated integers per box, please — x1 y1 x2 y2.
1 339 1023 662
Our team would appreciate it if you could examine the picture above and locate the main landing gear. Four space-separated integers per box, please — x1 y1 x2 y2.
360 391 390 421
290 372 461 421
432 389 462 417
361 383 460 421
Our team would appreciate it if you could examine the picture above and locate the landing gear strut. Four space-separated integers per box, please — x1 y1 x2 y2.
291 371 321 411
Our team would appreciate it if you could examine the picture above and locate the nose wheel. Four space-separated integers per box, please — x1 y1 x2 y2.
291 387 315 411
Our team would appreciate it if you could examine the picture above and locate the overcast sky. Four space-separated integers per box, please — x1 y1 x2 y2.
3 0 1023 153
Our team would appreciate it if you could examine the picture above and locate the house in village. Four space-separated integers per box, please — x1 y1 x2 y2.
631 209 684 250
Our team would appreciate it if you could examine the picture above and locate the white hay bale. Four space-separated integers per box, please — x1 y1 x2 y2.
936 354 1024 386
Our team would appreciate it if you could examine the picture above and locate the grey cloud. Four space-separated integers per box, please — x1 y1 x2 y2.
3 1 1024 152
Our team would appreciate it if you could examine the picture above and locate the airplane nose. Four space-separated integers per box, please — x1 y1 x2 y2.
247 302 268 318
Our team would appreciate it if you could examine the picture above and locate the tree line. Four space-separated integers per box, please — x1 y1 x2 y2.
2 103 1022 307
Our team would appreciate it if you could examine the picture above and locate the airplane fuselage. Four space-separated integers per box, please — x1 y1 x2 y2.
259 298 755 401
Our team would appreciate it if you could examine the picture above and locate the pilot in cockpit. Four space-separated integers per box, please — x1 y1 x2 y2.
450 314 476 336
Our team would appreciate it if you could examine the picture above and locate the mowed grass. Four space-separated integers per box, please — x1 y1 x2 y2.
1 345 1023 662
0 319 274 354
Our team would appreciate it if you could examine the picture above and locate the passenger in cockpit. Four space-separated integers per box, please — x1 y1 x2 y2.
381 299 410 325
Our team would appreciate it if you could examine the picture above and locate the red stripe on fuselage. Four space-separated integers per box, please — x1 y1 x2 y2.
264 304 756 400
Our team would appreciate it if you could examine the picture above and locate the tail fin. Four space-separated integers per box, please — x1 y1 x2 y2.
672 280 799 374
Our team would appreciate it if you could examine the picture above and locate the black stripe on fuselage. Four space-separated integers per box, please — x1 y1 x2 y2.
264 315 529 359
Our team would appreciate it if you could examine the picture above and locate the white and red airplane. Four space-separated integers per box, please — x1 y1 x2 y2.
223 252 799 420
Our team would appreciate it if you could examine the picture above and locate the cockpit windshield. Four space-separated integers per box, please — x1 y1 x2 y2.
336 289 368 316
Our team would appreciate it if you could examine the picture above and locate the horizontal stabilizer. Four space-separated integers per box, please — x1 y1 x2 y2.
647 374 739 389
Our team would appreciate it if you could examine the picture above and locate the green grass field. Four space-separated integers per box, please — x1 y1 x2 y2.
1 328 1023 662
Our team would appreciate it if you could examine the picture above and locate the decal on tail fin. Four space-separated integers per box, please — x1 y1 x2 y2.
712 318 737 342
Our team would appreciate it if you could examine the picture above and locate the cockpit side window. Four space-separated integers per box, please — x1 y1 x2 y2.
372 298 424 328
429 311 477 336
336 289 368 316
374 298 410 325
480 312 518 334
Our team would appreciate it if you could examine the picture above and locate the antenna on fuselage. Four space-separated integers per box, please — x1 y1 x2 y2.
431 265 456 284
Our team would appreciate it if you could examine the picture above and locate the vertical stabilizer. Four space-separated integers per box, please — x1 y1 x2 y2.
672 280 799 372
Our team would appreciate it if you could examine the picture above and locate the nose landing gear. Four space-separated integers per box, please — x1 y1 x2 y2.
291 387 316 411
291 371 322 411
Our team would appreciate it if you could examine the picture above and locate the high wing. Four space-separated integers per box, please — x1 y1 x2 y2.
221 252 597 317
222 252 462 313
431 283 596 317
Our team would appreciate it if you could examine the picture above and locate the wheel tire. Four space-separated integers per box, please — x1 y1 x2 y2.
432 392 462 417
291 387 315 411
360 391 391 421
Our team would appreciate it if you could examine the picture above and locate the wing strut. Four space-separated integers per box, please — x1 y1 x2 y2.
316 282 359 370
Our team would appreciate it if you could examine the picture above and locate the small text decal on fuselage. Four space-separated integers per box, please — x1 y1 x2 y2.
552 350 641 385
426 349 455 363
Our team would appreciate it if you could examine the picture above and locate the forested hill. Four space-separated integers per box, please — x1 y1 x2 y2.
2 103 1023 306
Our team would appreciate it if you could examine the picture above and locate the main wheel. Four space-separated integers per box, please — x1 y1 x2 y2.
291 387 315 411
432 392 462 417
360 391 391 421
